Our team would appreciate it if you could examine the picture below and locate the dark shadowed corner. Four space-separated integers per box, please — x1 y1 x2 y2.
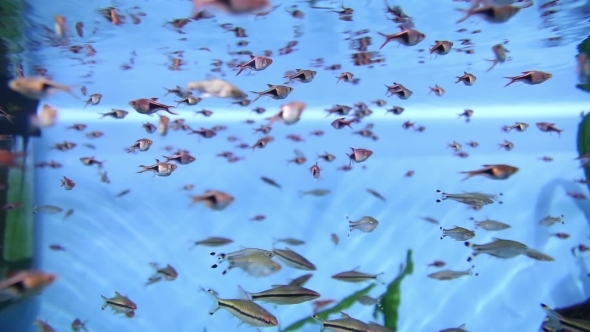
0 0 40 330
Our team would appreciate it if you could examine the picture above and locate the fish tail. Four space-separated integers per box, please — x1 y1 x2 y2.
503 77 516 87
100 295 108 309
205 289 220 315
136 166 148 174
455 8 471 24
459 171 474 182
165 109 179 115
540 303 564 328
485 60 498 72
235 66 245 77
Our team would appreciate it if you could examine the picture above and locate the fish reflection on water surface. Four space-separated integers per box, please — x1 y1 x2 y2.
2 0 587 331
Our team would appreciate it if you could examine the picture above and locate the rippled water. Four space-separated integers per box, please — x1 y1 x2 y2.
1 0 590 331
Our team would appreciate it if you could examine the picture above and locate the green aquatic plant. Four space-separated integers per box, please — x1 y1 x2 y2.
0 0 26 54
283 283 376 331
578 113 590 184
577 36 590 94
372 249 414 331
282 249 413 332
2 137 34 263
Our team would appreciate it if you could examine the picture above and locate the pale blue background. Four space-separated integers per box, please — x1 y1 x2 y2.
1 0 590 331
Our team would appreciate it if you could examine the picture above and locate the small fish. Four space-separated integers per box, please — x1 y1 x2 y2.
332 267 384 284
273 237 305 246
250 84 293 103
459 164 518 181
440 226 475 241
33 205 63 215
540 303 590 332
536 122 563 135
366 188 386 201
284 69 316 84
34 318 55 332
0 270 56 306
312 312 372 331
63 208 74 220
428 266 478 280
101 291 137 314
347 147 373 166
347 215 379 237
190 190 234 210
317 152 336 162
236 55 273 76
204 289 278 327
288 274 313 287
455 72 476 86
115 189 130 197
175 96 202 106
244 285 320 305
456 5 520 24
137 159 178 177
486 44 509 71
430 40 453 56
84 93 102 108
146 263 178 286
421 216 439 224
129 98 177 115
187 78 248 99
539 214 565 226
261 176 281 189
127 138 153 153
504 71 552 87
60 176 75 190
336 72 354 83
190 236 234 249
99 109 128 119
436 190 501 207
464 238 528 262
80 156 104 168
272 247 316 271
472 217 511 231
439 323 468 332
8 76 76 100
429 85 445 96
299 189 330 197
378 28 426 49
358 295 382 308
71 318 88 332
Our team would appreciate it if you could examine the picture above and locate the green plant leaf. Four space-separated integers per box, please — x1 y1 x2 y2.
578 113 590 186
282 283 377 332
576 84 590 94
578 36 590 54
372 249 414 331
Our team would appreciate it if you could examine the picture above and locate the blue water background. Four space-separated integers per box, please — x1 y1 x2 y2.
2 0 590 331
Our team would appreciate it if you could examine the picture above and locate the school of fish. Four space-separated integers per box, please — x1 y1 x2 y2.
1 0 589 331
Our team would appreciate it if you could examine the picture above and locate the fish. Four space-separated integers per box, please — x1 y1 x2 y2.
273 237 305 246
260 176 281 189
536 122 563 135
70 318 88 332
299 189 330 197
347 147 373 166
430 40 453 56
204 288 278 327
99 109 128 119
129 98 178 115
464 238 529 262
175 96 202 106
33 205 63 215
428 266 478 280
187 78 248 99
436 190 502 207
378 28 426 49
189 236 234 249
83 93 102 108
472 218 511 231
267 101 306 125
0 270 56 307
358 295 382 308
504 71 552 87
456 5 520 24
244 284 320 304
459 164 518 181
524 249 555 261
540 303 590 332
288 274 313 287
250 84 293 103
486 44 509 71
539 215 564 226
137 159 178 177
127 138 153 153
34 318 55 332
8 76 76 100
366 189 386 201
455 72 476 86
60 176 75 190
331 267 384 284
146 263 178 285
101 291 137 314
312 312 372 332
236 55 273 76
439 323 468 332
284 69 317 84
211 248 280 277
272 247 316 271
440 226 475 241
190 190 234 210
347 215 379 237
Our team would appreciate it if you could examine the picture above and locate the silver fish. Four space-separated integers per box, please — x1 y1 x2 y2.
440 226 475 241
205 289 278 327
288 273 313 287
313 313 372 332
189 237 233 249
299 189 331 197
101 291 137 314
358 295 382 308
436 190 502 207
273 247 316 271
541 303 590 332
428 266 478 280
273 237 305 246
331 267 384 284
33 205 63 215
539 215 564 226
472 218 511 231
245 284 320 305
347 216 379 237
464 238 528 262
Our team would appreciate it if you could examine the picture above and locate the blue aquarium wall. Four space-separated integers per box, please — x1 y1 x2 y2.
1 0 590 331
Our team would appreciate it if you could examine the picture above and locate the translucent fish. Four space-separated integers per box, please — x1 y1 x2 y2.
464 238 528 262
427 266 478 280
33 205 63 215
347 216 379 237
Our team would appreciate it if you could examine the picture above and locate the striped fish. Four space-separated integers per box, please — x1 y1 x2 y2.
101 292 137 314
272 247 316 271
464 238 528 262
288 273 314 287
246 285 320 305
205 289 278 327
312 313 372 332
331 267 384 284
541 303 590 332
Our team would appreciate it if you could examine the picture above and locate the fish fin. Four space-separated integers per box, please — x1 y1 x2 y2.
339 311 351 318
457 323 466 329
100 295 108 310
351 265 361 271
249 55 255 59
205 289 220 315
459 171 475 182
266 84 274 88
270 284 285 288
540 303 563 328
237 285 251 300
